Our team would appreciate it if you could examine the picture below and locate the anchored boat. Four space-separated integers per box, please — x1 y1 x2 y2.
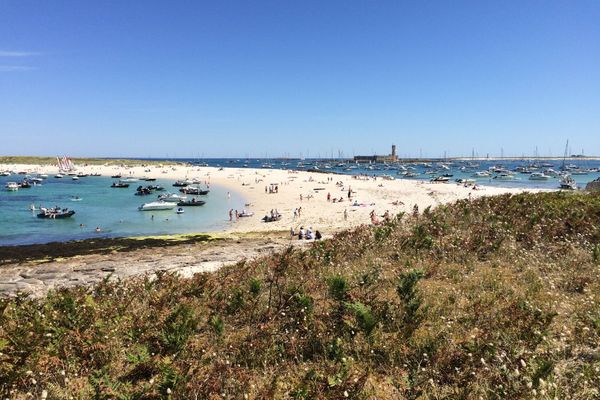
138 201 177 211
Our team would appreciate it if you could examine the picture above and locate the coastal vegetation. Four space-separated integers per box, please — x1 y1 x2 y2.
1 192 599 398
0 156 183 167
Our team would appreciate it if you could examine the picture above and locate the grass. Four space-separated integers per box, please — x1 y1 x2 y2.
1 191 599 399
0 156 183 166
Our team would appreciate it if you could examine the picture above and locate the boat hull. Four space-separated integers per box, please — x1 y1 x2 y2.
37 210 75 219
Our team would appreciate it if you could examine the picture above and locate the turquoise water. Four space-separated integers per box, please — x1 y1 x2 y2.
0 176 245 245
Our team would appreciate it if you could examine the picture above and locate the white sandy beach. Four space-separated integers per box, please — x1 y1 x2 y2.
1 162 543 236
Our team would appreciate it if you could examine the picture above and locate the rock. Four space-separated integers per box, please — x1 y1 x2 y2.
586 178 600 192
21 278 44 285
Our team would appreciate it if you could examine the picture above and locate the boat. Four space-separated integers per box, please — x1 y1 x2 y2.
120 177 139 183
76 172 88 177
70 196 83 201
158 193 187 202
135 186 154 196
262 213 282 222
72 176 79 180
529 172 550 181
473 171 490 178
559 175 577 190
430 176 449 183
493 173 515 180
19 180 32 188
176 199 206 206
176 207 185 214
138 201 177 211
179 186 209 195
5 182 19 191
54 174 63 178
239 210 254 217
111 182 130 188
111 174 122 178
173 180 189 187
37 207 76 219
0 171 10 176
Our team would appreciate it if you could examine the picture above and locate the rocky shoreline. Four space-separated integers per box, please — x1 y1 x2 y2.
0 233 301 298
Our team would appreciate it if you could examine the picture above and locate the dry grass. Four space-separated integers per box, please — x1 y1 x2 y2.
1 191 599 399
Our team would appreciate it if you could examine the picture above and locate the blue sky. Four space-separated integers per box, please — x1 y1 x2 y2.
1 0 599 158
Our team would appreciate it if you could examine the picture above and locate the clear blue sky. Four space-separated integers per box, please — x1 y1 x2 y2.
1 0 599 158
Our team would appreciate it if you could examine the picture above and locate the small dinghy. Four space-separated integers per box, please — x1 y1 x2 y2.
176 207 185 214
37 207 76 219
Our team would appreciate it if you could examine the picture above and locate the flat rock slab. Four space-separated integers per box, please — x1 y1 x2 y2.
0 237 305 298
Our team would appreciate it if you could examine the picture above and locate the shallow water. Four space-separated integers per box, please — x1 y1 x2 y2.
0 176 245 245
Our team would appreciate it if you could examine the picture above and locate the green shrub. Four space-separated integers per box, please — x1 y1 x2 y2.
209 315 224 336
345 301 378 336
161 304 197 353
328 275 349 301
249 277 262 297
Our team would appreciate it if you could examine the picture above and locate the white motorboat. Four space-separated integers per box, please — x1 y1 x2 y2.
121 177 139 182
158 193 187 202
0 171 10 176
529 172 550 181
72 176 79 180
5 182 19 191
494 173 515 181
138 201 177 211
473 171 491 178
559 175 577 190
54 174 63 178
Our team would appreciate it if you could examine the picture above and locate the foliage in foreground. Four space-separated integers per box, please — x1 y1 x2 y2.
1 191 599 399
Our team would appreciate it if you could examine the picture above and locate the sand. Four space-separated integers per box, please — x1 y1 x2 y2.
1 161 549 297
1 162 543 236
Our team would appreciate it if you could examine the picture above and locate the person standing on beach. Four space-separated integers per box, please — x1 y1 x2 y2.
348 187 352 199
327 192 331 202
344 209 348 221
229 209 233 221
235 210 239 221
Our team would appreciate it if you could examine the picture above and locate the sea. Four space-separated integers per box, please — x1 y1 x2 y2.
1 158 599 246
